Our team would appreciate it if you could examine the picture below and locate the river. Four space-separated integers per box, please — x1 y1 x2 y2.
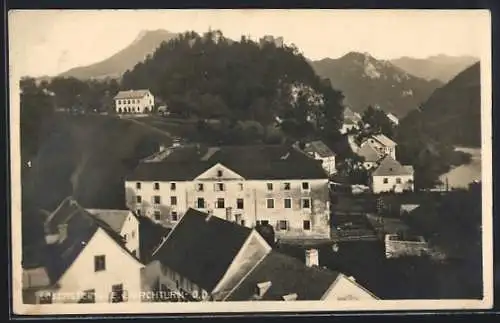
439 147 482 189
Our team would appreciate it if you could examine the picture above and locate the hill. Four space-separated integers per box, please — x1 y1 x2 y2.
399 62 481 148
310 52 442 118
58 30 179 80
391 54 478 83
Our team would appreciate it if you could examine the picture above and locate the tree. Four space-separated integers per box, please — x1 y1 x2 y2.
361 105 395 138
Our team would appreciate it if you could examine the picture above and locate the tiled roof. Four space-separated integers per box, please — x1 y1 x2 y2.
114 90 151 100
226 251 340 301
372 156 414 176
126 145 328 181
85 209 131 233
303 140 335 158
372 134 397 147
152 208 252 293
357 142 384 163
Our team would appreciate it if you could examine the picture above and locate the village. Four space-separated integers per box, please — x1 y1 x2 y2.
21 85 483 305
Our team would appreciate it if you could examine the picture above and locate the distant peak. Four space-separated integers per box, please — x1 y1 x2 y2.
132 29 175 43
341 51 375 61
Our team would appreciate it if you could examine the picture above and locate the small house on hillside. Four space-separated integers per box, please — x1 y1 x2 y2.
356 141 385 170
302 140 337 175
370 156 414 194
386 113 399 126
361 134 397 160
114 89 154 115
340 107 362 134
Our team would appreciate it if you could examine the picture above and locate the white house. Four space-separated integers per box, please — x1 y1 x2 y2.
114 89 154 114
302 140 337 175
23 197 144 304
125 144 331 241
370 156 414 194
340 107 362 134
386 112 399 126
356 141 384 170
142 208 378 302
361 134 397 160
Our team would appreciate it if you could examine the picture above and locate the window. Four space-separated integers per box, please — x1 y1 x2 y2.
131 230 136 239
171 211 178 221
154 210 161 221
383 178 389 184
153 196 161 204
267 198 275 209
197 183 204 192
38 291 53 304
197 197 205 208
241 219 246 226
303 220 311 230
94 255 106 272
238 183 244 191
170 196 177 206
136 209 141 216
284 198 292 209
215 182 225 192
302 198 311 209
111 284 124 303
170 182 177 190
79 289 96 303
257 220 269 226
124 234 128 242
153 182 160 190
302 182 310 191
216 198 225 209
217 170 223 177
284 182 291 190
136 182 141 190
237 198 244 209
278 220 288 231
396 177 402 184
136 196 142 203
267 183 273 191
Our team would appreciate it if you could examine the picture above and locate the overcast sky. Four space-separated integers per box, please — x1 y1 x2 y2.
9 9 490 77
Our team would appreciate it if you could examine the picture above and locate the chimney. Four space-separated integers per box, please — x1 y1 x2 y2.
305 249 319 267
57 224 68 243
282 293 298 301
256 281 272 297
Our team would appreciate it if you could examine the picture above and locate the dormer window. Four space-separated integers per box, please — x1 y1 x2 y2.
282 293 298 301
256 281 272 297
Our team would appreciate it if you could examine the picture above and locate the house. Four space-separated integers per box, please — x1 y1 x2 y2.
142 208 378 302
23 197 144 304
157 105 169 116
356 141 384 170
86 209 140 258
340 107 362 134
114 89 154 115
361 134 397 160
125 144 331 241
386 112 399 126
302 140 337 175
370 156 414 194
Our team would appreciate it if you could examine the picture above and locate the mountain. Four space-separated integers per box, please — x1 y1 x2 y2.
391 54 479 83
310 52 443 118
398 62 481 148
58 30 179 80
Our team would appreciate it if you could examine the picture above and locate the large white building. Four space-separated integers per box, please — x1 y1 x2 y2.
142 208 378 302
22 197 144 304
125 144 331 241
114 89 154 114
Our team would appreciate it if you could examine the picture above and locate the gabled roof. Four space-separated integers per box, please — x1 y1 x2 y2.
372 156 414 177
226 251 340 301
343 107 362 123
303 140 336 158
152 208 253 292
85 209 131 233
357 142 384 163
137 216 171 264
127 145 328 181
371 134 397 147
114 89 151 100
42 197 140 284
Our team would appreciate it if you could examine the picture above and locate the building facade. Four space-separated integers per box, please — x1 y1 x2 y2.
302 141 337 175
125 145 331 240
114 89 154 114
370 156 414 193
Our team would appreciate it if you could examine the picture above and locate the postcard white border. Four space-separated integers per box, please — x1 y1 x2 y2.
8 9 493 315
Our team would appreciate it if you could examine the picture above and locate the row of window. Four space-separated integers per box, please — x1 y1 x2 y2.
117 98 153 105
135 181 311 192
382 177 404 184
136 195 312 210
257 219 311 231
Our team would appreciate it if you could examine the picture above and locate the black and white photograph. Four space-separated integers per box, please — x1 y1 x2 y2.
9 9 492 315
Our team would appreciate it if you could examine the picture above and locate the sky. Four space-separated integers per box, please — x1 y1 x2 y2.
8 9 491 77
